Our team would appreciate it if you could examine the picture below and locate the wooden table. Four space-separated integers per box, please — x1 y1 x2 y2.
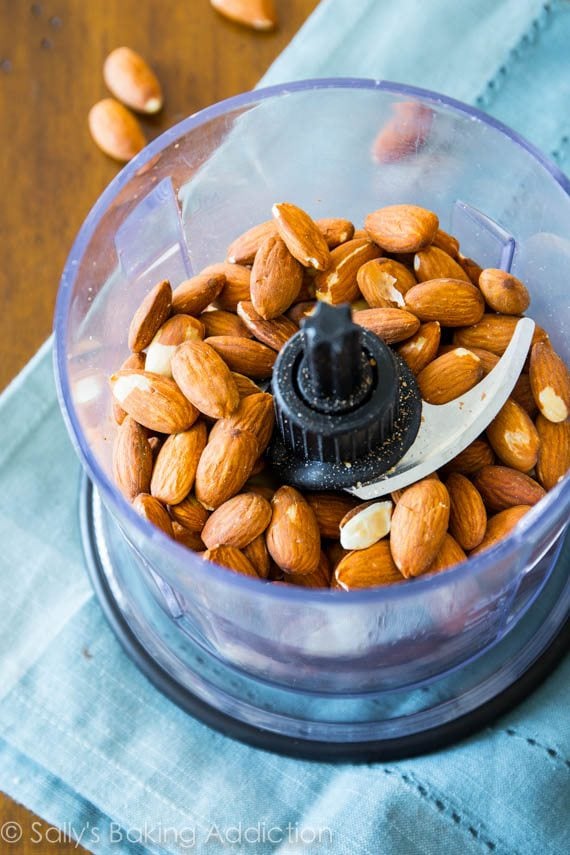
0 1 318 850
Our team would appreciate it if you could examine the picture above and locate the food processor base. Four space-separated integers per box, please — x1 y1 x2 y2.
80 475 569 761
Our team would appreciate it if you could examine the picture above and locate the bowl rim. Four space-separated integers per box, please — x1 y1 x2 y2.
54 76 570 603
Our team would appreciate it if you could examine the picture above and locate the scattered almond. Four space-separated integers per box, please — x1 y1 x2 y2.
210 0 277 31
226 220 277 265
288 551 332 588
88 98 146 162
425 533 467 574
169 494 210 532
103 47 163 114
432 229 460 259
305 492 359 539
204 262 251 311
316 217 355 248
194 426 259 510
200 309 251 339
209 392 274 453
453 314 548 355
243 534 271 579
201 492 271 549
441 438 495 475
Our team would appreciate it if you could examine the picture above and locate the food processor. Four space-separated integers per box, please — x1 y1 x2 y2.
54 79 570 760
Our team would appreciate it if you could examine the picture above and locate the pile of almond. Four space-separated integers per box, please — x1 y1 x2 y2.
110 202 570 590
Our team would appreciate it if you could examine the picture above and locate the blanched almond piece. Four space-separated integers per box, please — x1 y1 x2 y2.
171 272 226 316
112 416 153 501
353 308 420 344
425 533 467 574
446 472 486 550
405 279 485 326
204 336 276 378
453 314 548 356
479 269 530 314
486 398 540 472
414 246 471 283
201 492 272 549
200 309 251 339
470 506 531 555
266 486 321 575
397 321 441 375
250 235 303 319
535 414 570 490
339 500 392 550
315 217 355 248
210 0 277 31
133 493 174 537
365 204 439 253
288 551 332 588
150 422 207 504
110 370 198 434
171 339 240 418
472 465 545 512
209 392 274 453
305 492 359 539
529 342 570 423
195 427 259 510
417 348 483 404
314 238 381 304
203 545 259 577
103 47 163 114
237 302 297 351
113 352 145 424
390 479 450 577
272 202 331 271
88 98 146 162
145 314 204 377
128 279 172 352
227 220 278 264
243 534 271 579
356 257 416 308
335 541 403 590
169 494 210 533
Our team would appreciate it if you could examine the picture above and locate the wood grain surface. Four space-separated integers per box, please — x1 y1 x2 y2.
0 0 318 851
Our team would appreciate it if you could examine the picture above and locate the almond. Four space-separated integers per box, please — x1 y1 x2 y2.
209 392 274 453
204 335 276 378
432 229 460 259
231 372 261 398
371 102 433 164
200 309 251 339
203 545 259 577
243 534 271 579
171 339 240 418
327 541 350 572
453 314 548 355
390 479 450 577
335 540 403 590
425 533 467 574
145 314 205 377
457 255 483 286
441 438 495 475
445 472 487 550
413 246 471 283
194 426 259 509
390 472 441 505
171 272 226 316
353 307 420 344
397 321 441 375
112 416 153 501
133 493 174 537
250 235 303 319
286 301 317 326
103 47 163 114
237 301 297 351
451 346 499 376
356 257 416 308
172 522 205 551
272 202 331 270
88 98 146 162
529 341 570 423
417 348 483 404
288 551 332 588
305 492 359 539
479 268 530 315
405 279 485 326
128 279 172 352
314 238 381 303
472 465 545 512
470 505 531 555
110 370 198 434
150 421 207 504
266 486 321 575
169 494 210 533
227 220 277 264
339 500 393 550
486 398 540 472
210 0 277 31
201 492 272 549
511 372 537 417
365 204 439 253
315 217 355 248
203 262 251 311
535 414 570 490
113 352 145 424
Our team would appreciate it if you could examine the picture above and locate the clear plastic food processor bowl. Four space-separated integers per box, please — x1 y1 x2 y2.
54 80 570 754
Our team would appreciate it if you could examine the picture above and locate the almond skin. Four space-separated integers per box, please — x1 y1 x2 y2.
110 370 199 434
171 339 240 419
272 202 331 271
417 348 483 404
169 495 210 533
356 257 416 308
209 392 274 454
353 307 420 344
201 492 272 549
113 352 145 424
486 398 540 472
305 492 359 539
88 98 146 162
204 336 276 379
315 217 355 248
237 301 297 351
288 550 332 588
243 534 271 579
226 220 278 264
470 506 531 556
511 373 538 417
457 255 483 286
203 262 251 312
286 301 317 326
529 342 570 423
425 533 467 574
397 321 441 375
266 486 321 575
365 204 439 253
231 372 262 398
210 0 277 31
171 272 226 316
128 279 172 352
445 472 487 550
535 414 570 490
172 522 205 552
335 540 403 590
478 268 530 314
203 545 259 577
133 493 174 537
194 426 259 510
472 465 546 512
314 238 381 304
390 479 450 577
432 229 460 259
453 314 548 356
103 47 163 114
150 421 207 504
200 309 251 339
112 416 153 501
441 438 495 475
413 246 471 283
145 314 204 377
250 235 303 319
405 279 485 326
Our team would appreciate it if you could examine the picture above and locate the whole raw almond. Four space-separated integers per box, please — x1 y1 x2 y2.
171 339 240 418
194 426 259 509
210 0 277 30
453 314 548 355
250 235 303 319
150 421 207 504
390 479 450 577
266 486 321 575
227 220 278 264
133 493 174 537
128 279 172 352
479 268 530 314
413 246 471 283
202 262 251 311
441 438 495 475
103 47 163 114
397 321 441 375
110 370 198 434
449 346 499 376
314 238 381 304
339 500 393 550
201 492 272 549
335 540 403 590
286 301 317 325
272 202 331 270
353 307 421 344
203 544 259 577
390 472 441 505
327 542 350 572
172 522 205 551
445 472 487 550
204 335 276 378
316 217 355 248
535 414 570 490
457 255 483 286
171 272 226 316
288 551 332 588
432 229 460 259
417 348 483 404
200 309 251 339
356 257 416 308
470 505 531 555
511 372 538 417
305 492 359 539
472 465 545 512
529 341 570 423
237 301 297 351
88 98 146 162
145 314 204 377
113 352 145 424
112 416 153 500
405 279 485 326
209 392 274 454
365 204 439 253
231 372 262 398
425 533 467 574
169 494 210 533
486 398 540 472
243 534 271 579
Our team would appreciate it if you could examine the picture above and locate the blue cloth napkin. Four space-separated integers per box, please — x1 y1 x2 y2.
1 2 570 853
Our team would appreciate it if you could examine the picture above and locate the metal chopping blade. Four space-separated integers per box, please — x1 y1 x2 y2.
349 317 536 500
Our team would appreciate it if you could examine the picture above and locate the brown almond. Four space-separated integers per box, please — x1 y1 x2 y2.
470 506 531 555
266 486 321 575
353 307 420 344
210 392 274 453
237 301 297 351
335 540 403 590
202 492 272 549
405 279 485 326
413 246 471 283
453 314 548 356
327 542 350 572
432 229 460 259
397 321 441 375
103 47 163 114
314 238 381 304
289 551 332 588
445 472 487 550
172 522 205 551
145 314 205 377
457 255 483 286
210 0 277 31
305 492 359 539
113 352 145 424
169 495 210 533
250 235 303 319
472 465 545 512
390 479 450 577
365 204 439 253
202 262 251 311
194 427 259 509
441 438 495 475
231 372 262 398
110 370 198 434
128 279 172 352
479 268 530 314
112 416 153 501
511 373 538 417
286 301 317 325
390 472 441 505
316 217 355 248
417 348 483 404
171 272 226 316
356 257 416 308
171 339 240 418
486 398 540 472
453 346 500 376
203 544 259 577
133 493 174 537
535 414 570 490
425 533 467 574
243 534 271 579
200 310 251 339
204 335 276 378
226 220 278 264
88 98 146 162
529 341 570 423
150 422 207 504
272 202 331 270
